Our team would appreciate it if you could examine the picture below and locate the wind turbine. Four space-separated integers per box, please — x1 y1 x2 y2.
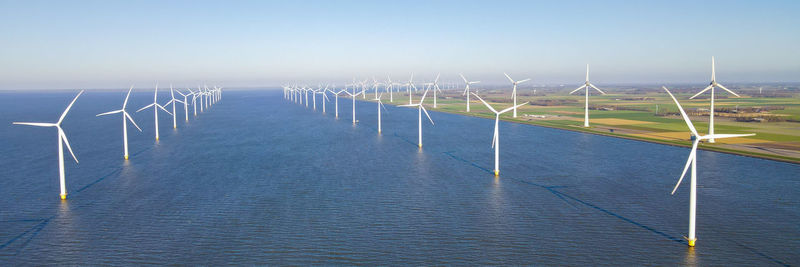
373 93 388 134
345 89 364 124
460 74 480 112
136 84 173 141
569 64 606 127
689 57 741 143
662 86 754 247
165 85 186 129
13 90 83 200
386 75 396 102
400 89 434 148
333 89 347 119
176 89 191 121
504 73 530 118
97 86 142 160
472 93 528 176
424 74 443 108
188 88 199 116
405 74 417 105
317 85 330 114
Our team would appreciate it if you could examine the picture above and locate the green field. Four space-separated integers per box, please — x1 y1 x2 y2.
360 88 800 163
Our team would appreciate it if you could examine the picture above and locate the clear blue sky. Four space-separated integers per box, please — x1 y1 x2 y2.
1 0 798 89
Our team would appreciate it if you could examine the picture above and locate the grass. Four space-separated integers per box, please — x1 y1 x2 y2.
356 89 800 164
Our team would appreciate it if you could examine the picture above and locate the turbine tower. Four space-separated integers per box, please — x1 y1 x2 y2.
569 64 606 127
13 90 84 200
472 93 528 176
97 86 142 160
689 57 740 143
663 86 754 247
373 93 387 134
165 85 186 129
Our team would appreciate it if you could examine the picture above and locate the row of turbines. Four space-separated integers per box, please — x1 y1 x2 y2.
12 84 223 200
281 57 751 247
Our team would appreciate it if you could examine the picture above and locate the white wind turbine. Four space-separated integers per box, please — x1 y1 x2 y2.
317 85 331 114
504 73 530 118
400 89 434 148
13 90 84 200
405 74 417 104
460 74 480 112
423 74 443 108
176 89 191 121
373 93 388 134
689 57 740 143
188 88 199 116
472 93 528 176
165 85 186 129
386 75 396 102
569 64 606 127
136 84 173 141
662 86 754 247
97 86 142 160
333 88 348 119
345 89 364 124
311 86 320 111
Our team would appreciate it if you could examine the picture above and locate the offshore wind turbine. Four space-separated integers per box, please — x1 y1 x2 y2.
689 57 741 143
189 88 199 116
400 89 434 148
317 85 330 114
166 85 186 128
13 90 83 200
345 89 364 124
472 93 528 176
459 74 480 112
504 73 530 118
386 75 396 102
569 64 606 127
333 89 347 119
97 86 142 160
663 86 754 247
136 84 173 141
176 89 191 121
373 93 387 134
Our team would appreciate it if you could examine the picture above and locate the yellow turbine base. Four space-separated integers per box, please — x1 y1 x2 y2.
156 137 159 141
494 170 499 176
378 130 381 134
124 155 129 160
60 194 67 200
688 238 696 247
418 144 422 148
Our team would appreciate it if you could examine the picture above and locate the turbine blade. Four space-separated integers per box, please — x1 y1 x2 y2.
125 112 142 132
589 83 606 94
499 102 529 114
419 89 429 104
459 73 468 83
470 93 498 113
504 73 514 83
12 122 56 127
491 124 498 148
716 83 741 97
690 85 713 99
136 103 155 113
59 128 79 163
672 140 698 195
157 104 173 115
123 85 134 109
96 110 123 116
421 106 434 125
518 78 531 84
570 85 587 94
58 90 84 124
662 86 699 137
704 133 755 139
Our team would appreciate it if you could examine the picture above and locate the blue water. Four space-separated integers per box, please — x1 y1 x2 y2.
0 90 798 265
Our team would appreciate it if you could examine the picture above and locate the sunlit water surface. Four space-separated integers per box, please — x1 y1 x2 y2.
0 90 797 265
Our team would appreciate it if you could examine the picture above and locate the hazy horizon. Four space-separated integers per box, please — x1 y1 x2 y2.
2 0 799 90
